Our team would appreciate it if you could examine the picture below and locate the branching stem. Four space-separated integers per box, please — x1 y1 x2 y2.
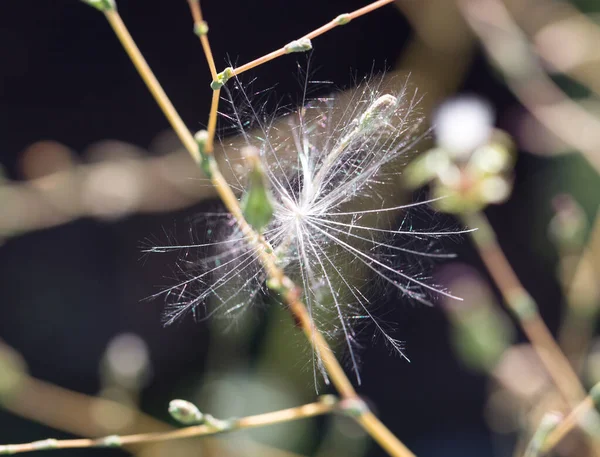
229 0 395 78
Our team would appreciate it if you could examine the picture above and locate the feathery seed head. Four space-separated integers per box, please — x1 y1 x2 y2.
150 76 469 383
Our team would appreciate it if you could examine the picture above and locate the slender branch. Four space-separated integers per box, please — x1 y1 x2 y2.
462 211 587 407
187 0 217 80
542 386 600 454
229 0 395 77
558 209 600 372
356 411 417 457
206 88 220 154
104 10 198 161
0 346 211 457
0 399 337 455
187 0 220 154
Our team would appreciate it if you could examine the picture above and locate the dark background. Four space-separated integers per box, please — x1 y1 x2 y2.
0 1 592 456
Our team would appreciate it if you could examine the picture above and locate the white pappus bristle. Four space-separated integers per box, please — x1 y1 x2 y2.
148 76 470 385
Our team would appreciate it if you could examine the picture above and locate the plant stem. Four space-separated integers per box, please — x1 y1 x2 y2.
462 211 586 407
229 0 395 77
187 0 220 153
357 411 417 457
104 10 198 160
541 381 600 455
187 0 217 80
0 400 336 455
206 89 220 153
558 210 600 372
541 396 595 454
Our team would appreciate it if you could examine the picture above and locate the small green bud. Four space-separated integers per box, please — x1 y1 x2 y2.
81 0 115 11
590 382 600 407
335 14 352 25
284 38 313 54
511 293 537 321
30 440 58 451
319 394 338 406
99 435 122 448
0 445 17 455
194 130 209 149
339 398 369 417
359 94 397 129
210 67 234 90
241 146 274 233
194 130 214 178
266 277 283 292
194 21 209 36
169 399 204 425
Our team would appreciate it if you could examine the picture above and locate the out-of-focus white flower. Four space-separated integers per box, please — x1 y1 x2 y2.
434 96 495 159
406 95 515 213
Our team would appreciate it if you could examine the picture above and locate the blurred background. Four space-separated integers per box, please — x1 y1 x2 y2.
1 0 600 456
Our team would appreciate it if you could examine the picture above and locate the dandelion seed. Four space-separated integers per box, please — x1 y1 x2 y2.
149 74 468 384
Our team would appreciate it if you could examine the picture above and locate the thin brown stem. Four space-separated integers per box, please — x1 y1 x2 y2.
542 396 596 454
284 288 358 399
187 0 217 80
0 400 336 455
230 0 395 77
186 1 219 154
462 211 586 407
356 412 417 457
104 10 198 160
206 89 220 153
